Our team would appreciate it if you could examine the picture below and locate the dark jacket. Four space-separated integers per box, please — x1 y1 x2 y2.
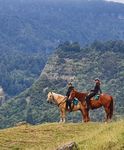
91 83 102 94
66 86 74 98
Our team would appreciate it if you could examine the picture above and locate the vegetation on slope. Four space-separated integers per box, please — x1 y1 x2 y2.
1 0 124 49
1 0 124 96
0 50 46 96
0 120 124 150
0 40 124 129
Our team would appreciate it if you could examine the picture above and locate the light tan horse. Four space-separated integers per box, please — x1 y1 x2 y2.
47 92 89 123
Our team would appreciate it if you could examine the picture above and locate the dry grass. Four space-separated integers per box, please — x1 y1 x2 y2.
0 120 124 150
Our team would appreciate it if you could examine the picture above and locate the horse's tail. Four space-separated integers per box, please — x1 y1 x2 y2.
109 96 114 119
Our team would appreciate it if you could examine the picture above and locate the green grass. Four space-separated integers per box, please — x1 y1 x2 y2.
0 120 124 150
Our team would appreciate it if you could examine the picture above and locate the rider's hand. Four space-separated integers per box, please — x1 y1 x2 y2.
65 96 68 100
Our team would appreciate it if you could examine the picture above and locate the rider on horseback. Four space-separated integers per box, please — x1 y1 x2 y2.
66 82 74 111
85 78 102 111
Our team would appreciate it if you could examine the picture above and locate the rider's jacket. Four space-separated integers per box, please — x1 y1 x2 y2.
92 82 102 94
66 86 74 98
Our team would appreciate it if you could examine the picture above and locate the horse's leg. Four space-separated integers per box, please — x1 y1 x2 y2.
59 110 63 123
80 106 90 122
86 109 90 122
104 107 111 122
62 111 66 123
109 97 113 120
82 102 90 122
61 108 66 123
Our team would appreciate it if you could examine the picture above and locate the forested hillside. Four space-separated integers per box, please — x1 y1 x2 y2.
0 50 46 96
0 0 124 96
0 40 124 129
1 0 124 49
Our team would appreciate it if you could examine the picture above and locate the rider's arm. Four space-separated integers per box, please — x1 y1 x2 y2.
66 88 70 97
100 88 102 94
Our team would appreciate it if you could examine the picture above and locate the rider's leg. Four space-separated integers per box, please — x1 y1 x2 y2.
86 92 96 110
66 99 69 109
68 101 72 111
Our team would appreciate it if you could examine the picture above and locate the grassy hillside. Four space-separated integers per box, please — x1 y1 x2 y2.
0 120 124 150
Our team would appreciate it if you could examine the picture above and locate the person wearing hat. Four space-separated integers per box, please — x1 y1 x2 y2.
66 82 74 111
85 78 102 111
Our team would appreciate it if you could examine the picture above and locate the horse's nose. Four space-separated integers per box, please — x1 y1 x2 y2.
47 100 49 103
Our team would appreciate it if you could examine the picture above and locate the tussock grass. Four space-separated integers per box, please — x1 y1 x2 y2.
0 120 124 150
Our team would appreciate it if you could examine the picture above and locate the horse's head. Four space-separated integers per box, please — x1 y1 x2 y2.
47 92 54 104
69 89 76 101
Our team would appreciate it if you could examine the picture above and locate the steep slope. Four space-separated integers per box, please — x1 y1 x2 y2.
1 0 124 50
1 0 124 96
0 120 124 150
0 41 124 129
0 49 46 97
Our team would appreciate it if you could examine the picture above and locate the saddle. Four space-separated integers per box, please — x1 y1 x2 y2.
73 98 79 105
92 94 100 100
66 98 79 111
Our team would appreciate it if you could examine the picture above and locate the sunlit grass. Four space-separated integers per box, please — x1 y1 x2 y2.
0 120 124 150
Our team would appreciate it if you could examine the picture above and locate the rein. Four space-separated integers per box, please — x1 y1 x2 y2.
58 98 66 107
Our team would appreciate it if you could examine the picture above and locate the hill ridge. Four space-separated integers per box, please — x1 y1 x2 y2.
0 120 124 150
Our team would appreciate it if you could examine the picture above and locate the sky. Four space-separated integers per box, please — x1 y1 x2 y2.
105 0 124 3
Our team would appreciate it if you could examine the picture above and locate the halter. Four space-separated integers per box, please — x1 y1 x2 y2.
50 92 66 107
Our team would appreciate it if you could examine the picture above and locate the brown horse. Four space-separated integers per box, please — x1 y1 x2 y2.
69 89 114 122
47 92 89 123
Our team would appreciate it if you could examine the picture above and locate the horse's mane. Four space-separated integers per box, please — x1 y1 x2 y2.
51 92 65 97
74 89 87 95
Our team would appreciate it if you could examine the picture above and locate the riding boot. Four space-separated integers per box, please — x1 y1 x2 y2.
69 101 72 112
66 100 69 110
86 102 90 111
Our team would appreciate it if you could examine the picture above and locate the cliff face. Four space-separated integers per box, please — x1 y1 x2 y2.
0 41 124 128
41 53 76 81
41 42 124 95
38 41 124 120
1 0 124 96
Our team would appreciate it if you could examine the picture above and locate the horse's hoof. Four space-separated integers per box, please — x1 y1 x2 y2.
59 120 63 123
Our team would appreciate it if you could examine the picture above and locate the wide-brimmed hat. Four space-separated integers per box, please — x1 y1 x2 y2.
95 78 100 81
68 82 72 86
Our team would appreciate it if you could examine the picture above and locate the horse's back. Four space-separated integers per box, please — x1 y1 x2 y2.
99 93 113 106
52 92 65 98
101 93 113 99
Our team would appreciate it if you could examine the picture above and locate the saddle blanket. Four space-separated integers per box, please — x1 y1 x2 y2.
73 98 79 105
94 94 100 100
